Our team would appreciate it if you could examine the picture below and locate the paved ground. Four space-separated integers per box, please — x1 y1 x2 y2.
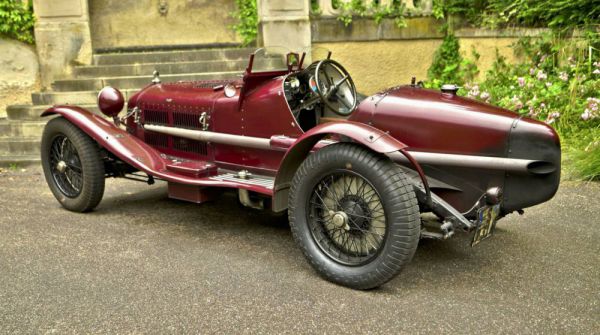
0 166 598 334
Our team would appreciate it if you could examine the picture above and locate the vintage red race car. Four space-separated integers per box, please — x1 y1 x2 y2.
40 48 560 289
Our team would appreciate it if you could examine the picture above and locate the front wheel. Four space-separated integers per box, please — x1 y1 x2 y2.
288 143 420 289
41 117 105 212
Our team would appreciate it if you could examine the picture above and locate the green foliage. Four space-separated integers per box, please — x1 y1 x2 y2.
461 32 600 180
231 0 257 47
428 1 600 180
0 0 35 44
432 0 600 29
325 0 408 29
426 32 479 88
310 0 322 15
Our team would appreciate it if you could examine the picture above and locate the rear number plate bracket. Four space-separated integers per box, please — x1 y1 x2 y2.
472 204 501 247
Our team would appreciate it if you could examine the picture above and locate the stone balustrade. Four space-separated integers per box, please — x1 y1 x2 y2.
314 0 432 17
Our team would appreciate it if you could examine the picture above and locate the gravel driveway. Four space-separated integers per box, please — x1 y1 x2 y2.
0 167 598 334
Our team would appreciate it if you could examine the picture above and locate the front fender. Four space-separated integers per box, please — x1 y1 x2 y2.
271 121 429 212
41 105 168 174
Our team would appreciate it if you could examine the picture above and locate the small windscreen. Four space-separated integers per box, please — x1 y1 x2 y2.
248 46 332 73
250 47 289 73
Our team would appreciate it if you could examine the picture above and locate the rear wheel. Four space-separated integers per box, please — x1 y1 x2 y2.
41 117 105 212
289 143 420 289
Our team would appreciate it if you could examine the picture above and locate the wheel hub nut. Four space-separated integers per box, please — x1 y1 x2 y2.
56 161 67 173
332 211 350 231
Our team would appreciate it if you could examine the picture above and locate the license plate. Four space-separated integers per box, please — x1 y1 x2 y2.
471 204 500 246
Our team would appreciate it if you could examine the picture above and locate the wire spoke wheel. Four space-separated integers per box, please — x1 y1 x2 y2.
308 170 386 266
41 117 105 212
289 143 420 289
49 135 83 198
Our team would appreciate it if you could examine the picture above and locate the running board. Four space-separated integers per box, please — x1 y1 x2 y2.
209 172 274 190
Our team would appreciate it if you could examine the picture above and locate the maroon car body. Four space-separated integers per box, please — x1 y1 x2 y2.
40 49 560 289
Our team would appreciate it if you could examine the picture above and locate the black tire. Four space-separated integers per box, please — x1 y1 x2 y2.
41 117 105 212
288 143 420 289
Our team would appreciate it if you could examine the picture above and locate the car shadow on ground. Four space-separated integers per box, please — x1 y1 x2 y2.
89 181 521 291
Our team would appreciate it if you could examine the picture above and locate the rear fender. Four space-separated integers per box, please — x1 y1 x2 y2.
272 121 430 212
41 106 167 173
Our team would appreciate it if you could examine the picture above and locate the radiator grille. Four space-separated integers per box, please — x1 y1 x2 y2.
173 111 201 129
140 105 209 157
143 109 168 125
145 132 168 148
172 136 208 155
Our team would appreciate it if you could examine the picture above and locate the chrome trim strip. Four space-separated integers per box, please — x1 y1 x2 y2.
144 123 550 174
388 151 545 174
143 124 271 150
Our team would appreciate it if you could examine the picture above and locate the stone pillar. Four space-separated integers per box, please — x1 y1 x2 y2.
32 0 93 89
257 0 311 52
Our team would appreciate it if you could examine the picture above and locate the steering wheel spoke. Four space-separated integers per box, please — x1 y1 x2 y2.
314 60 357 116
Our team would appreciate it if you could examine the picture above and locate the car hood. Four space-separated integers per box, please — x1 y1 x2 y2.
350 86 526 157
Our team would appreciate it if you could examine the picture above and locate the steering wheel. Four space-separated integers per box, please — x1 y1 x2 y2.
314 59 357 116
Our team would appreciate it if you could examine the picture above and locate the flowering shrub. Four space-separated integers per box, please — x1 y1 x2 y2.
428 1 599 180
462 32 600 180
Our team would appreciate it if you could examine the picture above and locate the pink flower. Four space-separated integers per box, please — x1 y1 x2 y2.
559 72 568 81
468 85 480 98
511 95 523 110
480 91 490 100
528 107 538 118
517 77 525 87
545 112 560 125
587 97 599 112
536 70 547 80
593 69 600 75
581 109 593 120
529 68 536 75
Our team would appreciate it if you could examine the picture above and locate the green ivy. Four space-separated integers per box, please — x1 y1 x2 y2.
0 0 35 44
426 31 479 88
231 0 257 47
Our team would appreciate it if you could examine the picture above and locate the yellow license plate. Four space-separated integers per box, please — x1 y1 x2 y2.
472 204 500 247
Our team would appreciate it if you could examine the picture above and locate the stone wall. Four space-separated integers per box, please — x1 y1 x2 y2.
314 37 520 95
89 0 240 50
312 17 545 94
0 38 40 118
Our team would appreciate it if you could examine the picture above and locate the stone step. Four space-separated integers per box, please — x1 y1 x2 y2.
93 47 256 65
74 59 251 78
0 137 40 155
0 120 9 137
52 71 242 91
7 120 47 138
7 104 100 121
32 89 138 106
0 154 40 167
